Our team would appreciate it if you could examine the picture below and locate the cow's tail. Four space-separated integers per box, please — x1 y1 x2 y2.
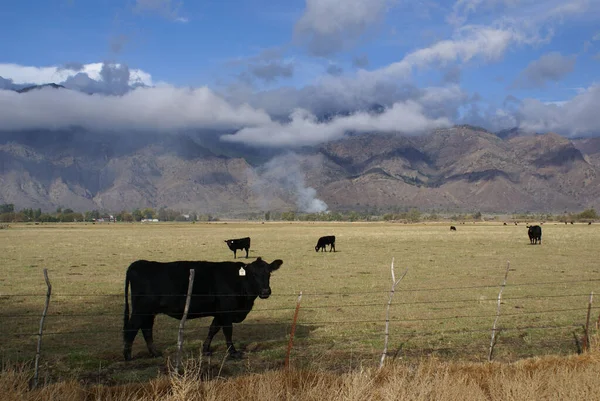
123 269 131 332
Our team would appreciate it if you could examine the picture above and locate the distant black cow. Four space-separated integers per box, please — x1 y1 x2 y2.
589 222 592 225
224 237 251 258
528 225 542 245
503 222 507 226
315 235 336 252
123 257 283 361
450 226 457 231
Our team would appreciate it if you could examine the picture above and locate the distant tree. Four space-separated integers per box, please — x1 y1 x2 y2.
0 204 14 213
132 209 143 222
577 208 598 220
406 209 421 223
472 211 482 220
189 212 197 222
34 208 42 221
56 207 62 214
63 208 74 214
141 208 156 220
264 211 271 221
281 211 296 221
84 210 100 221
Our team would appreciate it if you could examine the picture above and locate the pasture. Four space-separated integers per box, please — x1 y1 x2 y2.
1 221 599 385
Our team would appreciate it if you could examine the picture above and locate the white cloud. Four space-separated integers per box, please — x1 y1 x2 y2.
0 86 271 132
0 62 152 86
517 84 600 136
294 0 392 56
221 101 451 147
511 52 576 89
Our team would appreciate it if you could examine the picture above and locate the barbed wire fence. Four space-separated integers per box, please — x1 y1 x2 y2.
1 266 599 384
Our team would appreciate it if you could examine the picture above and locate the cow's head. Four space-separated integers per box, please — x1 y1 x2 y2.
244 257 283 299
314 245 319 252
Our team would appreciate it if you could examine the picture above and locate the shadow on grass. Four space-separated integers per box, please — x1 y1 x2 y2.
0 295 320 385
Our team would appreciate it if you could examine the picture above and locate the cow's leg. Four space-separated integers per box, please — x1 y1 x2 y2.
221 321 243 359
202 318 221 356
123 313 143 361
233 249 237 259
245 247 249 258
141 314 161 358
332 243 336 252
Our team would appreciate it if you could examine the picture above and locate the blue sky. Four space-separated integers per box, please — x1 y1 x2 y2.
1 0 599 147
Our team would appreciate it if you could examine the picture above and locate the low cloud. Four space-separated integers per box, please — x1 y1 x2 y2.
222 101 451 147
0 62 152 87
294 0 391 56
517 84 600 136
511 52 576 89
0 85 271 132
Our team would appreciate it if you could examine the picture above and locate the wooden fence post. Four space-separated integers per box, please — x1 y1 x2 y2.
488 261 510 362
175 269 195 373
583 291 594 351
380 258 408 369
285 291 303 370
33 268 52 388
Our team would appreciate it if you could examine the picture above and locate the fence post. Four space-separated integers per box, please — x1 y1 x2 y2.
175 269 195 373
380 258 408 369
488 261 510 362
285 291 303 370
33 268 52 389
583 291 594 351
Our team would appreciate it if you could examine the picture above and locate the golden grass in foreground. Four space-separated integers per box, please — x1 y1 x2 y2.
3 349 600 401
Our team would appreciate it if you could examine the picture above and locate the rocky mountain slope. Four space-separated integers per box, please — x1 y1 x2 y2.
1 125 598 214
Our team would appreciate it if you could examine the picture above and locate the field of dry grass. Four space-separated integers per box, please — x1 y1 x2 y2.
4 347 600 400
1 221 599 387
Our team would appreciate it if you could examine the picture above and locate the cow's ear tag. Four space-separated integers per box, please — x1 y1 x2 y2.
239 267 246 277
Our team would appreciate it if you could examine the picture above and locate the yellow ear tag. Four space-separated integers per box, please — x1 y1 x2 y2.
239 267 246 276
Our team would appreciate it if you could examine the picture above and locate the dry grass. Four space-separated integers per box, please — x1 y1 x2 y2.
3 347 600 400
1 221 599 385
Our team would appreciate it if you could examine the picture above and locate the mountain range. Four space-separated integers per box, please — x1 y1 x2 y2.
1 86 599 215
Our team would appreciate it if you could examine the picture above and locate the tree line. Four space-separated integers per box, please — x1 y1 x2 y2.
0 203 597 223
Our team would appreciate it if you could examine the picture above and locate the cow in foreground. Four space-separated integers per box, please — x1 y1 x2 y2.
528 225 542 245
224 237 251 258
123 257 283 361
315 235 336 252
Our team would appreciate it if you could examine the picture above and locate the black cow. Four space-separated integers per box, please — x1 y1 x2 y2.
123 257 283 361
450 226 457 231
503 222 507 226
224 237 251 258
315 235 336 252
528 225 542 245
589 222 592 225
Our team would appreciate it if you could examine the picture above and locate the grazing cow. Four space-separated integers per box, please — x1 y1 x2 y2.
503 222 507 226
450 226 457 231
123 257 283 361
528 225 542 245
589 222 592 225
570 221 574 225
514 222 518 226
315 235 336 252
224 237 251 258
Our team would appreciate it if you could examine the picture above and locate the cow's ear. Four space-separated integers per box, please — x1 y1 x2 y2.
270 259 283 271
255 257 262 262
